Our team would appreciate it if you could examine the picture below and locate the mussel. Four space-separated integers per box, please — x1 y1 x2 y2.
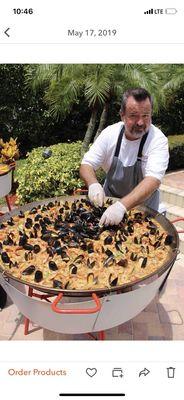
69 264 78 274
164 235 173 245
109 273 118 287
23 243 34 251
49 261 58 271
104 235 113 245
74 254 84 263
34 270 43 282
22 265 36 275
87 259 96 269
117 259 128 267
130 252 137 261
33 244 41 254
87 273 98 285
103 255 115 267
53 279 63 289
1 251 10 264
25 251 33 261
140 257 147 268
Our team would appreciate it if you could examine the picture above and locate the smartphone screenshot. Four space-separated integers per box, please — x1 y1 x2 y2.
0 1 184 399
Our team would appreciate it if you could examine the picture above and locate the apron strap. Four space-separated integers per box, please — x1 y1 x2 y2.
137 131 149 160
114 125 125 157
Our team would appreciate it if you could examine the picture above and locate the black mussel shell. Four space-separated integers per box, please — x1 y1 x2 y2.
47 246 56 257
55 246 63 255
130 252 137 261
61 251 70 262
87 259 96 269
23 243 34 251
153 240 161 249
141 257 147 268
18 211 25 218
33 244 41 254
19 234 28 246
134 236 139 244
0 224 6 229
115 242 124 254
1 251 10 264
34 270 43 282
87 243 94 253
127 225 134 234
24 251 33 261
69 264 78 274
103 255 115 267
105 248 113 257
104 235 113 245
30 207 37 214
48 261 58 271
74 254 84 263
117 259 128 267
34 214 42 221
53 279 63 289
43 216 52 225
47 202 54 209
53 240 61 249
7 218 14 226
164 235 174 245
109 274 118 287
80 242 87 251
22 265 36 275
3 236 14 246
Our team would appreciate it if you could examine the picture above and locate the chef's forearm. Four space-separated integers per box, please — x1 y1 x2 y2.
79 164 98 187
120 176 160 211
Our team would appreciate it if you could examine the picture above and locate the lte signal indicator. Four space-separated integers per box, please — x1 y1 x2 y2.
144 9 153 14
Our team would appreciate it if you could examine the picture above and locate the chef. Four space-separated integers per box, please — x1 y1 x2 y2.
80 88 169 226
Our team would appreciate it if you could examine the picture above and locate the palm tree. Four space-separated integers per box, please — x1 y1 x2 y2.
25 64 165 156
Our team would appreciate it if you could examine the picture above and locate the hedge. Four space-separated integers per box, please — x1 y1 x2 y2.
168 134 184 170
15 135 184 204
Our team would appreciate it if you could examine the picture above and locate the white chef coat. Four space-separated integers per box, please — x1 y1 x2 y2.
81 121 169 182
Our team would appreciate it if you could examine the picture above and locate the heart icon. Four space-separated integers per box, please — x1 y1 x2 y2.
86 368 97 377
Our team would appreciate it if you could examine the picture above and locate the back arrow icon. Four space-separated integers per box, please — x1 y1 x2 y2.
4 28 10 37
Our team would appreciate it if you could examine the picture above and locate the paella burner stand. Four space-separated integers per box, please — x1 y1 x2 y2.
24 288 105 340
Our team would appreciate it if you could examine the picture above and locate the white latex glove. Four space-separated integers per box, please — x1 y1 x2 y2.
99 201 127 226
88 182 105 207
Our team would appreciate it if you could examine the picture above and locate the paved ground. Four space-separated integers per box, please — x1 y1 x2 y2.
0 170 184 340
162 170 184 190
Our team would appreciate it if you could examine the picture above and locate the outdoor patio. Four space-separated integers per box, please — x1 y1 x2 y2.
0 170 184 340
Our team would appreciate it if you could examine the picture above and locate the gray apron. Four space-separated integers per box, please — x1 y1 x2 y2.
103 125 160 211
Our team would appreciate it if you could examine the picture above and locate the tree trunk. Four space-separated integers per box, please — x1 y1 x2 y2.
81 108 98 157
93 102 109 142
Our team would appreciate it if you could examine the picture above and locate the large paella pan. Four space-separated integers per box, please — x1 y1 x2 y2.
0 196 179 297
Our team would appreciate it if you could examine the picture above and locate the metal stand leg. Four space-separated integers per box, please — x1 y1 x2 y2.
24 287 33 335
159 263 175 292
98 331 105 340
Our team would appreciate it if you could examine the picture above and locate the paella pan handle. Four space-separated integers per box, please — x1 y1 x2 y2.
171 218 184 234
73 188 88 195
51 292 101 314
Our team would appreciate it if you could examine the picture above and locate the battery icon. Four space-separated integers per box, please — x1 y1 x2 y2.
165 8 177 14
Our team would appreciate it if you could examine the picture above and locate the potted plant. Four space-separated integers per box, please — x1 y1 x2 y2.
0 137 19 198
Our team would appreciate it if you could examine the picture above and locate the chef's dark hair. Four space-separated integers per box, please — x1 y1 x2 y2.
120 88 153 113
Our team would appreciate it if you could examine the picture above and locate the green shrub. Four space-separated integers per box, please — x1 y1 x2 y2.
168 135 184 170
16 142 84 204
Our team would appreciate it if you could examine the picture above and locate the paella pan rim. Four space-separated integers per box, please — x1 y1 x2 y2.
0 195 179 298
